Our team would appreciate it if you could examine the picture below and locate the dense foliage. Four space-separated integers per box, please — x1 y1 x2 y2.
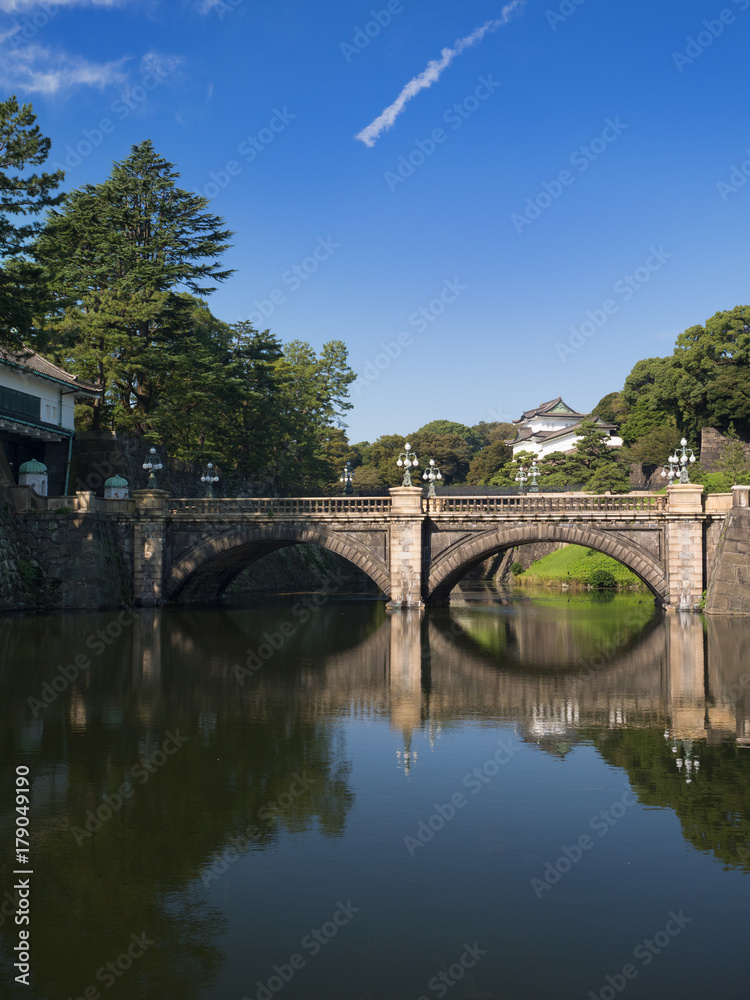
0 96 64 347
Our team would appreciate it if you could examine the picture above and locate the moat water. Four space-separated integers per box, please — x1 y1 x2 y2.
1 585 749 1000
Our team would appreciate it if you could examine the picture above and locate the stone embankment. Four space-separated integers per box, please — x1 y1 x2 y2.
705 506 750 615
0 499 40 610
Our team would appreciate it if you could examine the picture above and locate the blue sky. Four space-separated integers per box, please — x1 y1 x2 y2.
2 0 749 443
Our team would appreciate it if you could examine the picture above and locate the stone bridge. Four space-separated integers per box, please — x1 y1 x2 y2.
10 481 747 610
103 483 744 610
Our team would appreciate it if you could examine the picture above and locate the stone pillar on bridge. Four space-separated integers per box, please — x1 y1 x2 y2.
665 484 705 610
387 487 425 610
132 489 170 607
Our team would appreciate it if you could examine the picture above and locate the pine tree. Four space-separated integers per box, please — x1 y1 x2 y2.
37 140 233 430
0 95 64 347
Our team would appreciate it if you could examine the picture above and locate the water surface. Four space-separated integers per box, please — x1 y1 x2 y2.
1 586 749 1000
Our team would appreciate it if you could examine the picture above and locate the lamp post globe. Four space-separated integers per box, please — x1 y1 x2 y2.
528 458 541 494
340 460 354 496
142 447 163 489
200 461 219 498
514 464 529 495
422 458 442 498
396 442 419 487
661 438 696 485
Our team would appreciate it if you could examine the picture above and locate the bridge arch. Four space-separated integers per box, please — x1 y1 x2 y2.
166 523 390 603
428 523 668 603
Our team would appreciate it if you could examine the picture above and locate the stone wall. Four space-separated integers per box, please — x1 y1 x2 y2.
700 427 750 472
0 498 42 611
705 507 750 615
14 511 133 610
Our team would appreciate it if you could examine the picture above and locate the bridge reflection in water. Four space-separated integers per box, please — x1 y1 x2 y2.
115 599 750 753
4 597 750 1000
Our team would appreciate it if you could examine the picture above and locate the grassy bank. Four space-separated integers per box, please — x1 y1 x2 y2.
511 544 646 590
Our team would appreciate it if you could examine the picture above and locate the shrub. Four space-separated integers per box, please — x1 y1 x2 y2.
510 562 524 576
588 568 617 589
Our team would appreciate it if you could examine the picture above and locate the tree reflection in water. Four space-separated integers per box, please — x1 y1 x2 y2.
1 595 749 998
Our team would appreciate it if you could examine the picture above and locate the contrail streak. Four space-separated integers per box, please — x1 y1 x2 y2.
355 1 524 148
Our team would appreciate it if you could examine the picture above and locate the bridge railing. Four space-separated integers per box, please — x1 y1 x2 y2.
426 494 669 514
167 497 393 515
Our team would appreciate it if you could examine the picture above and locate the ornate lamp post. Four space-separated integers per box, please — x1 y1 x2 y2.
340 460 354 495
200 461 219 498
142 447 163 489
422 458 442 498
514 463 529 495
528 458 541 494
661 438 696 485
396 442 419 486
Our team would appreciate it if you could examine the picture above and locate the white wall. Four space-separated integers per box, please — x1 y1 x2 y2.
0 365 73 430
514 432 623 459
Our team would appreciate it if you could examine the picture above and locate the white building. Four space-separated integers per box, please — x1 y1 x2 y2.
509 396 622 459
0 346 100 494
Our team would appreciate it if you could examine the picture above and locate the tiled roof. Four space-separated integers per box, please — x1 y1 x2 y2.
513 396 588 423
0 346 101 396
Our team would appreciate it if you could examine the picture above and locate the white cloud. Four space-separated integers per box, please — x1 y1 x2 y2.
355 1 525 148
0 43 128 94
0 0 121 11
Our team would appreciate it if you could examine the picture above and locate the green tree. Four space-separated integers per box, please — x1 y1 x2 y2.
471 420 515 447
37 139 233 431
410 430 472 483
489 449 537 487
671 306 750 437
270 339 356 493
621 307 750 441
466 439 512 484
716 425 750 486
367 434 408 487
0 95 64 348
415 419 481 452
624 419 679 467
592 391 629 428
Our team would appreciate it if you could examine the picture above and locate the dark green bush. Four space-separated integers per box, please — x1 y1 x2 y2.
588 568 616 589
